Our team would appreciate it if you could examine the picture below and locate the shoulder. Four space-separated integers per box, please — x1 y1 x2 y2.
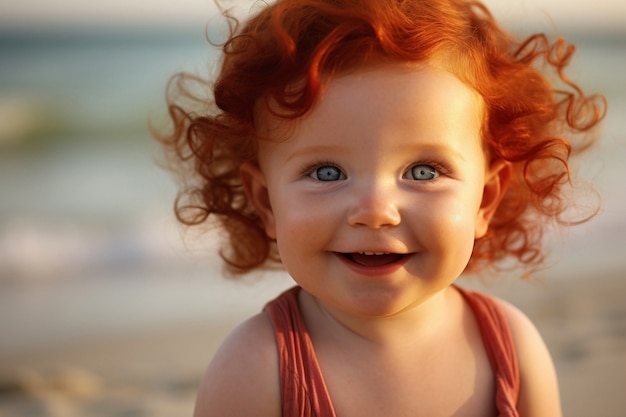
193 312 281 417
493 297 562 417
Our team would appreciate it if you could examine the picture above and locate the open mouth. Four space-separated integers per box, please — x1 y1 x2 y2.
339 252 408 267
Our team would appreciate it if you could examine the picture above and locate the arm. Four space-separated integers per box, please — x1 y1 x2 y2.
193 312 281 417
496 299 562 417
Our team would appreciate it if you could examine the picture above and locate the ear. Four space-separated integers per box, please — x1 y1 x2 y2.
475 159 511 238
240 162 277 239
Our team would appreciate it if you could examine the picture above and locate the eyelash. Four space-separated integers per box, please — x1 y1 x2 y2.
300 160 450 180
301 161 344 179
408 160 449 177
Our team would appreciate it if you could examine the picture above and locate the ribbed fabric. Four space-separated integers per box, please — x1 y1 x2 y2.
264 287 335 417
264 286 520 417
456 286 520 417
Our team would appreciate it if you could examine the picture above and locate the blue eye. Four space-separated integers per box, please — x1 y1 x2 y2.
311 165 345 181
406 164 439 181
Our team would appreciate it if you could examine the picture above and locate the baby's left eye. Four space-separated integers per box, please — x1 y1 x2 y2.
404 164 439 181
310 165 346 182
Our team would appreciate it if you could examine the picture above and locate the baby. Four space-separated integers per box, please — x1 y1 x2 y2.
155 0 605 415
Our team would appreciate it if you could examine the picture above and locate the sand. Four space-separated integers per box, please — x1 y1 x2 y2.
0 263 624 417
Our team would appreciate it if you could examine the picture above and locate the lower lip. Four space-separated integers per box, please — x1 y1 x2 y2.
333 253 411 277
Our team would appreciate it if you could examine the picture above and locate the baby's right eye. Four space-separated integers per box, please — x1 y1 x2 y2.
310 165 346 182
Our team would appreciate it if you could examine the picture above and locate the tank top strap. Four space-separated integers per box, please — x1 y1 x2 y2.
456 286 521 417
265 286 520 416
264 286 336 417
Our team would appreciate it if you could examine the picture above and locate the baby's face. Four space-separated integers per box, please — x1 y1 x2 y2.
243 62 503 318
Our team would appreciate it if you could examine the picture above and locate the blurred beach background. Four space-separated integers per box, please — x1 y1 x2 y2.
0 0 624 416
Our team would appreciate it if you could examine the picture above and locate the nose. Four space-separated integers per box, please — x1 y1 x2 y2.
347 181 401 229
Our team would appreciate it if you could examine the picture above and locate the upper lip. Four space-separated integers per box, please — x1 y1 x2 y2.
333 237 413 256
357 251 391 255
334 252 413 269
336 251 412 256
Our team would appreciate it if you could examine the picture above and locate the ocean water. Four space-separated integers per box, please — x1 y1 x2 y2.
0 28 624 341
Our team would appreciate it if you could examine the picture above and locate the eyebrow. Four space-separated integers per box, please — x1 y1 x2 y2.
285 142 468 162
285 145 352 162
407 143 467 162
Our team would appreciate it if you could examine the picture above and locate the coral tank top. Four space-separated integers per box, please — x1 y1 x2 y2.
264 286 520 417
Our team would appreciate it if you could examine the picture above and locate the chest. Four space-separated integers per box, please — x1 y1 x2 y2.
316 318 497 417
305 304 500 417
316 339 497 417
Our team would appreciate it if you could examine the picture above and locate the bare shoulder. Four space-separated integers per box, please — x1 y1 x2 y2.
493 297 562 417
193 312 281 417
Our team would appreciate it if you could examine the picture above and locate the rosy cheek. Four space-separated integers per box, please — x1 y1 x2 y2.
436 205 475 240
437 201 466 225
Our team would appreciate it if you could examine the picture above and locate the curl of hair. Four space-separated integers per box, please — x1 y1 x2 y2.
154 0 606 275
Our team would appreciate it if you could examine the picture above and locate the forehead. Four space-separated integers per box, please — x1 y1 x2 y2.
255 62 485 152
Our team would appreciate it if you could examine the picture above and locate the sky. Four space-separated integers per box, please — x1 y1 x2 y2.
0 0 624 31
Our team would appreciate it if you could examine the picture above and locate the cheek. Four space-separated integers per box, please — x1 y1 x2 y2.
419 206 478 280
272 197 328 252
272 187 341 233
441 211 476 244
423 197 479 251
273 213 328 278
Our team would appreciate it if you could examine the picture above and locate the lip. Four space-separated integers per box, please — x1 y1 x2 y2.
334 252 412 276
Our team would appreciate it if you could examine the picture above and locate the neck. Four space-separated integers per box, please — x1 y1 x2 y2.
299 286 460 350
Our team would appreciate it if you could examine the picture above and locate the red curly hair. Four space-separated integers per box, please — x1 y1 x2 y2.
156 0 606 275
